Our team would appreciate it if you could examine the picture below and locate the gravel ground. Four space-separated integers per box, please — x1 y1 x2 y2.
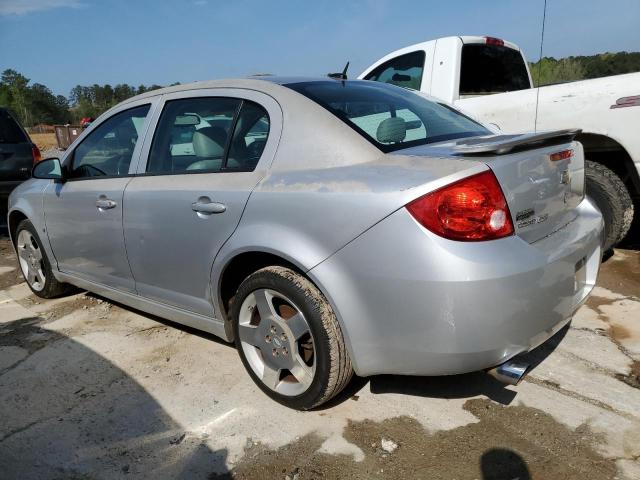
39 146 65 159
0 232 639 479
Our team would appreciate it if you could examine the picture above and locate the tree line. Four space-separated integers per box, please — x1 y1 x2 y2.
0 69 175 127
530 51 640 86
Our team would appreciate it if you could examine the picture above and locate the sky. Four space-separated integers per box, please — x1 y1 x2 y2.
1 0 639 97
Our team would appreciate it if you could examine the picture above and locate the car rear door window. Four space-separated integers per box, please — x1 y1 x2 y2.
147 97 269 174
70 105 150 178
364 51 426 90
227 101 270 171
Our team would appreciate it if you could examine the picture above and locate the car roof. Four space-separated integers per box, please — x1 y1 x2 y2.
117 76 361 106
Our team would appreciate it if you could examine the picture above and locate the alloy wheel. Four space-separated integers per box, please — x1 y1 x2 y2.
238 288 316 396
16 229 46 292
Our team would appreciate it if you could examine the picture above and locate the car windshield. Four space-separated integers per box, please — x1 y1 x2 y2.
285 80 489 153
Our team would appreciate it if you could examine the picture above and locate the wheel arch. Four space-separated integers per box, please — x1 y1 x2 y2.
8 209 28 246
576 132 640 196
214 247 358 371
216 249 306 331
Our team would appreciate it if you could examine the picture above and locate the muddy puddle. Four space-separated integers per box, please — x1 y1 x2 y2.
216 399 617 480
597 249 640 299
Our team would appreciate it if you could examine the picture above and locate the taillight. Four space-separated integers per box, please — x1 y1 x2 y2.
406 170 514 241
484 36 505 47
32 145 42 164
549 149 573 162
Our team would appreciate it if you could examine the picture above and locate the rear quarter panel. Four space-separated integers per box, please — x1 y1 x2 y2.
212 154 486 320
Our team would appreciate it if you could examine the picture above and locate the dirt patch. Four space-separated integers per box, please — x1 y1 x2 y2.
216 399 617 480
30 132 58 151
0 266 23 290
616 361 640 389
609 323 633 341
598 249 640 299
585 294 619 311
0 238 22 290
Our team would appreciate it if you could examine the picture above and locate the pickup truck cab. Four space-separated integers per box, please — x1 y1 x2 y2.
360 36 640 250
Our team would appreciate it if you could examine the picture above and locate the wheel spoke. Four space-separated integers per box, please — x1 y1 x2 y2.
253 289 275 322
290 358 314 389
31 246 42 261
18 247 30 261
238 324 259 346
286 313 309 340
34 269 45 286
26 266 37 285
261 364 281 390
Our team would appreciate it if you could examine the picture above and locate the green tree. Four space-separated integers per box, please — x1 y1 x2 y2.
530 57 586 86
1 69 31 125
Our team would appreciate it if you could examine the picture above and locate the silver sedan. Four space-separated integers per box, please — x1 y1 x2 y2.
8 78 603 409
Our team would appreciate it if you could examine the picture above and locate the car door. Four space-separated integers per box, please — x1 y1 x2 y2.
123 89 281 317
43 100 155 293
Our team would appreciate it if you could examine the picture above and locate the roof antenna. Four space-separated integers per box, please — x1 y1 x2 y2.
328 61 349 80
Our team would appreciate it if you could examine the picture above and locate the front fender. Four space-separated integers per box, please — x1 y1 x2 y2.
8 179 60 279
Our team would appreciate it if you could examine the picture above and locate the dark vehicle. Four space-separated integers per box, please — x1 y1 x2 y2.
0 108 41 223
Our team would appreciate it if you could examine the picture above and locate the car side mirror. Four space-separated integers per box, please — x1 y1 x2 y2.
32 158 65 181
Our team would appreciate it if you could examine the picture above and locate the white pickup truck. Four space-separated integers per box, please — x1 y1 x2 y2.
360 36 640 250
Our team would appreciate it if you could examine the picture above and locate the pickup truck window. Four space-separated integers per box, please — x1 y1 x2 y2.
460 44 530 95
363 51 425 90
286 80 489 153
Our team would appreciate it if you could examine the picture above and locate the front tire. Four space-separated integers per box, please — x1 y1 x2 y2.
585 160 634 251
15 219 71 298
231 266 353 410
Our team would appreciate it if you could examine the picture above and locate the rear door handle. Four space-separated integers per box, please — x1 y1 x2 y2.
191 201 226 214
96 199 117 210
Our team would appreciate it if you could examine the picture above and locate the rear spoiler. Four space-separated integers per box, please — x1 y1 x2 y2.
452 129 581 156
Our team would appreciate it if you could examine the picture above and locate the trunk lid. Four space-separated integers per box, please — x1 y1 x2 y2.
396 129 585 243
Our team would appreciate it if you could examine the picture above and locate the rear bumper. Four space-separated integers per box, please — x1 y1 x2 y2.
309 199 603 377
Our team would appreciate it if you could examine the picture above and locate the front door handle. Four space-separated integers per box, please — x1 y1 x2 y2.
192 200 226 214
96 198 117 210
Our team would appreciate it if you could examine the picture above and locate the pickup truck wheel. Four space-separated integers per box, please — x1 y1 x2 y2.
15 219 72 298
232 266 353 410
585 160 634 251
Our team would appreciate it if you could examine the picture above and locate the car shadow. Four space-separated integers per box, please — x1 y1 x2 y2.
0 314 231 478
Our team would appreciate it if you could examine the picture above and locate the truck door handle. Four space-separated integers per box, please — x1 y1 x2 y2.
96 198 117 210
191 200 226 214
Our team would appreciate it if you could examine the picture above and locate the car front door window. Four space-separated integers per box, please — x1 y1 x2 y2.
69 105 150 178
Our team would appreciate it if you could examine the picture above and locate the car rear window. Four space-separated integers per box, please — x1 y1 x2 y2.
0 110 28 144
285 80 489 153
460 44 531 95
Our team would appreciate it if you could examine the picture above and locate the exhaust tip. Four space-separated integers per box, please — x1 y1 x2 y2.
486 360 530 386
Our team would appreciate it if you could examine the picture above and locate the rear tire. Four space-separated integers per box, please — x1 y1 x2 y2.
585 160 634 251
231 266 353 410
15 219 72 298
